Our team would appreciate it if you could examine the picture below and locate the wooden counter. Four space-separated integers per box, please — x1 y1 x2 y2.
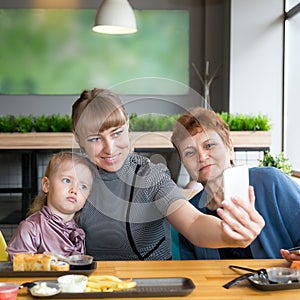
0 131 271 150
5 259 300 300
0 131 271 219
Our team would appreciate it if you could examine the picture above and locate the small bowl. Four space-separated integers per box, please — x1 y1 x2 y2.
57 275 88 293
267 267 298 283
0 282 19 300
29 282 61 297
68 255 93 270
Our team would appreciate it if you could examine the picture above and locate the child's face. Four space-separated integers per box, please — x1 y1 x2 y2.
42 160 93 221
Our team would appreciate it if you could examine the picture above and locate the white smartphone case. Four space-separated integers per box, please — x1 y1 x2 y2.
223 165 249 203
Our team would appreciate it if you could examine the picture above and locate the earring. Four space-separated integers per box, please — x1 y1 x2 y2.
80 147 88 157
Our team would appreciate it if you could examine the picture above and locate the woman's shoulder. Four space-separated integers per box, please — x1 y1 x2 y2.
129 152 170 173
249 166 296 187
249 166 286 176
250 166 287 177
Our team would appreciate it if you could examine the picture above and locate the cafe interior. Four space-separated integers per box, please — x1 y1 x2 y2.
0 0 300 299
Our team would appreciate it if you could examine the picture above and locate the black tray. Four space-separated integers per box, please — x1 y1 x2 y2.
28 277 195 298
0 261 97 277
248 274 300 291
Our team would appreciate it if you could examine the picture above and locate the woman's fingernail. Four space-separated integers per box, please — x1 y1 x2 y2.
222 200 228 206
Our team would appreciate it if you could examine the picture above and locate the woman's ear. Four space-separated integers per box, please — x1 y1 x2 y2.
42 176 50 193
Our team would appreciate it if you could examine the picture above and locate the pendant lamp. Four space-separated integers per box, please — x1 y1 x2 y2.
93 0 137 34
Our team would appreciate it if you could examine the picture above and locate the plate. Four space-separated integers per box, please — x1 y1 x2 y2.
28 277 195 298
29 282 61 297
248 274 300 291
0 261 97 277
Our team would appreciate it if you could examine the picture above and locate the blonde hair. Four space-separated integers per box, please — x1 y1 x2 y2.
27 151 94 217
72 88 128 146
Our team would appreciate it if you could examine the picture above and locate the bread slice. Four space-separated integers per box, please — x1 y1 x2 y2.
13 253 57 271
12 253 26 271
51 260 70 271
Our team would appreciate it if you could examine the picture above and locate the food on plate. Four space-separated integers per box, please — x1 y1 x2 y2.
85 275 137 292
12 253 26 271
267 267 298 283
13 253 55 271
50 260 70 271
30 282 60 297
290 260 300 270
57 274 88 292
12 253 70 271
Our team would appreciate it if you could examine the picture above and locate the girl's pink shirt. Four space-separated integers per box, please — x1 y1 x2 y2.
6 206 85 261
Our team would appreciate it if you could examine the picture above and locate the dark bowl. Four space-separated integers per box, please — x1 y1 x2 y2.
68 255 93 270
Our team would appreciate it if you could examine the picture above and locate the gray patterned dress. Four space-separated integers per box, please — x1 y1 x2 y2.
79 152 185 260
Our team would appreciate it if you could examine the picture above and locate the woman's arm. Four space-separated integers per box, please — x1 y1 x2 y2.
167 186 265 248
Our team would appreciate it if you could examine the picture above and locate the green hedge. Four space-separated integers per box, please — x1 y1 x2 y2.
218 112 271 131
0 112 271 133
0 114 72 133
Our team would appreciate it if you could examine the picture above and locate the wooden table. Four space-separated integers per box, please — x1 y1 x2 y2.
4 259 300 299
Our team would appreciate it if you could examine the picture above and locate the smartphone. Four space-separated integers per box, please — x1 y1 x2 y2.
223 165 249 203
288 246 300 255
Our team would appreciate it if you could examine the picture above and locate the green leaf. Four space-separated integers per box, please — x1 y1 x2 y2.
258 151 291 175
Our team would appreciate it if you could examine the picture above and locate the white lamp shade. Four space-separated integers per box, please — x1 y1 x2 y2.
93 0 137 34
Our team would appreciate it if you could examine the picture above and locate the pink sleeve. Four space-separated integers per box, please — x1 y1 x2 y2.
6 220 39 261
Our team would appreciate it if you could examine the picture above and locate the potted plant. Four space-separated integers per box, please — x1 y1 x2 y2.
0 114 72 133
217 112 272 150
129 112 272 150
0 112 271 133
0 112 272 151
258 151 292 176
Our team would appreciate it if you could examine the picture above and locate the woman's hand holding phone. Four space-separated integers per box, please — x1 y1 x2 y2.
217 165 265 247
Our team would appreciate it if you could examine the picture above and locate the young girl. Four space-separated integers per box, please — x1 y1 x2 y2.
6 151 94 261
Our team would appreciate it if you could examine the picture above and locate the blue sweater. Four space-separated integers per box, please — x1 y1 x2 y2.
179 167 300 259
